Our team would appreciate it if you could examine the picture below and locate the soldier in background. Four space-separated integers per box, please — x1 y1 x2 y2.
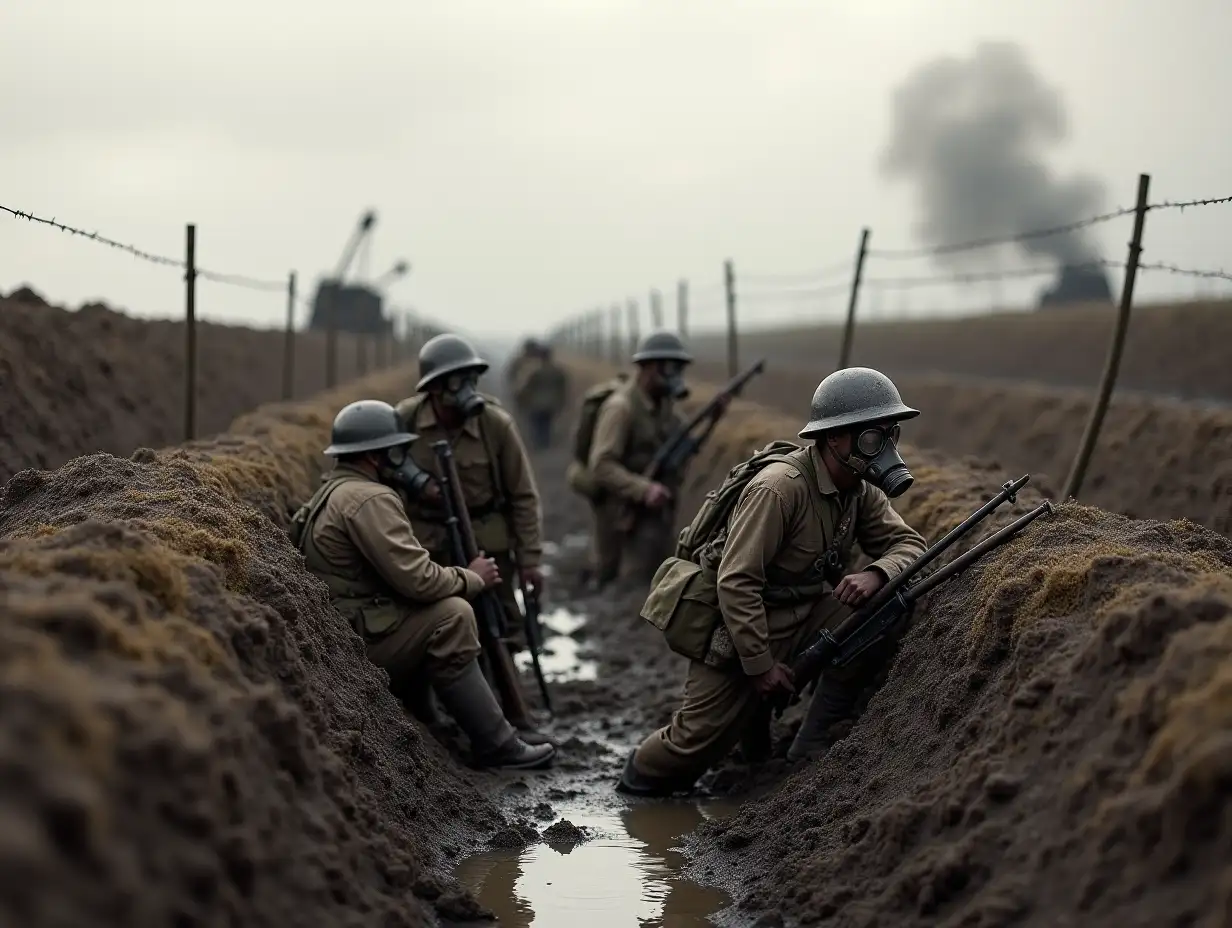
506 338 540 416
393 334 552 743
618 368 927 795
566 331 700 591
513 342 570 450
292 399 555 770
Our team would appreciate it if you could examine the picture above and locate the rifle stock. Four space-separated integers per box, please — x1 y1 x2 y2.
431 440 534 726
777 477 1053 711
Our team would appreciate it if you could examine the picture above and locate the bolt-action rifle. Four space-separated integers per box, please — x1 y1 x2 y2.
432 440 536 728
515 572 554 715
774 474 1054 711
618 358 767 531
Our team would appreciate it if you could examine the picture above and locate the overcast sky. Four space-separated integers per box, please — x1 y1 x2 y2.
2 0 1229 339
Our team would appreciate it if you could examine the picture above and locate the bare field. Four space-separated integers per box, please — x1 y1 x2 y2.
686 298 1232 402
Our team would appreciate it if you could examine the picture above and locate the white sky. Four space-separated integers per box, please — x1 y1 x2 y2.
2 0 1229 339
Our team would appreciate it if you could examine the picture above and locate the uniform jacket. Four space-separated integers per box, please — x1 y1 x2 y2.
587 379 685 504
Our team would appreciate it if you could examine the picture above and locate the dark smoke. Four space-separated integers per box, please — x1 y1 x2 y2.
880 41 1107 271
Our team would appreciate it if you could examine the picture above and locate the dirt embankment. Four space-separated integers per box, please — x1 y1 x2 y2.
687 298 1232 401
692 361 1232 536
560 357 1232 927
0 288 409 484
0 368 506 927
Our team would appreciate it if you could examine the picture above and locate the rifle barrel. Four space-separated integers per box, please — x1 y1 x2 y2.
907 501 1053 601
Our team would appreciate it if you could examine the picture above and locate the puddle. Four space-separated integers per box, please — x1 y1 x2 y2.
514 596 597 683
455 800 734 926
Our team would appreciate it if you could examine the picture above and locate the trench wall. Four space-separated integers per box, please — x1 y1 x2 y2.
560 357 1232 927
0 366 502 927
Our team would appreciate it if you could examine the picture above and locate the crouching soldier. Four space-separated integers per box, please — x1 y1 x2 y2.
566 331 696 591
393 334 552 741
618 367 928 795
294 399 555 771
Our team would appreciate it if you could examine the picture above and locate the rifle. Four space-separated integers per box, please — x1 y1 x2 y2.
774 474 1053 711
516 572 554 715
431 440 536 728
618 358 767 530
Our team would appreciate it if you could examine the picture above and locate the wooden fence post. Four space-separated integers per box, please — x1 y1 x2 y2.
1062 173 1151 501
184 224 197 441
650 288 664 328
627 298 641 354
676 279 689 338
724 259 738 378
837 227 870 370
281 271 296 400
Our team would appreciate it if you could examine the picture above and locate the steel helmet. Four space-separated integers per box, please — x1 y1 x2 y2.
632 330 693 364
416 333 489 392
323 400 419 456
798 367 919 438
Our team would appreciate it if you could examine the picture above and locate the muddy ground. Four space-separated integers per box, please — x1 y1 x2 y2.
2 299 1231 928
687 298 1232 402
0 288 412 484
690 360 1232 536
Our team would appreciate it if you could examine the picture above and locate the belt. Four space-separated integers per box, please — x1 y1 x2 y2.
415 499 504 524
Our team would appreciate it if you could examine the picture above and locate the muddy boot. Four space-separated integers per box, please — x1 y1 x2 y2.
786 675 860 764
615 749 697 797
435 662 556 771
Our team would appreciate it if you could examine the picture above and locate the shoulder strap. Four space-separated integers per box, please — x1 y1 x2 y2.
788 448 857 580
294 474 360 554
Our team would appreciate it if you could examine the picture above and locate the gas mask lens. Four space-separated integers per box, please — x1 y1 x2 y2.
384 445 433 498
845 421 913 498
440 370 486 417
661 360 690 399
856 424 901 457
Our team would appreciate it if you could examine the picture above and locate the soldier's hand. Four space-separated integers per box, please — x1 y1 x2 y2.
422 480 443 503
468 555 501 589
520 565 546 593
833 569 885 607
752 662 795 698
642 482 672 509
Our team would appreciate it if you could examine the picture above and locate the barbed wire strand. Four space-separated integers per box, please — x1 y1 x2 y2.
2 203 287 291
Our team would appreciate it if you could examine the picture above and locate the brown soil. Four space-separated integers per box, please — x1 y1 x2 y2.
559 358 1232 928
687 298 1232 402
692 361 1232 536
0 363 508 927
0 288 408 484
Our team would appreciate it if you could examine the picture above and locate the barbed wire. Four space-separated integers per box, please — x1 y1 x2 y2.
2 202 288 291
1137 260 1232 283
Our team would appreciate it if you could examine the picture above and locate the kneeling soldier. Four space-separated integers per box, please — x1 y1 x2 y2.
619 367 927 795
295 399 554 770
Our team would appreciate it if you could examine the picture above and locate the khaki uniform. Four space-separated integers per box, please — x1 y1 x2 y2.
395 395 543 645
506 351 534 409
514 359 569 450
632 443 927 784
587 379 685 585
299 466 487 693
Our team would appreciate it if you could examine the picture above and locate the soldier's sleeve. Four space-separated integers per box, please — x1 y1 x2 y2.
496 416 544 568
716 483 790 676
588 395 651 501
346 491 486 600
855 484 928 581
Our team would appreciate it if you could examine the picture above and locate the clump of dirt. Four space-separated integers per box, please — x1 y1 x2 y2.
560 358 1232 926
541 819 591 850
0 289 414 484
0 374 503 927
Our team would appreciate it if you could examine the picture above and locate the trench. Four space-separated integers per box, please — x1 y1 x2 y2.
445 440 745 926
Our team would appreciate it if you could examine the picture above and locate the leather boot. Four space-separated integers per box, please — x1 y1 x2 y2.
786 675 860 763
435 662 556 770
615 749 698 797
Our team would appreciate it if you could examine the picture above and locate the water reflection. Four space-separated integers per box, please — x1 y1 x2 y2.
512 598 596 682
455 801 732 926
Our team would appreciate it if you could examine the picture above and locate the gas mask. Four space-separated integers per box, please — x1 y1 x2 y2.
380 444 435 499
836 422 913 498
437 370 486 418
658 360 690 400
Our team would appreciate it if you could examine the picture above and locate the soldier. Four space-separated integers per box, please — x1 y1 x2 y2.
394 334 551 741
506 338 540 416
513 342 569 450
582 330 702 590
618 367 928 795
293 399 555 770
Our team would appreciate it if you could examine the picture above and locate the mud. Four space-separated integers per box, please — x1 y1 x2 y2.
688 359 1232 536
557 358 1232 927
688 298 1232 402
0 288 409 484
0 367 507 927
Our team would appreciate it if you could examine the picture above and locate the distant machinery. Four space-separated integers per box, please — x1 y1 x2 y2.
308 210 410 335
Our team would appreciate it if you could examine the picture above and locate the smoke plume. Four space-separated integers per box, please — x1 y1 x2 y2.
880 41 1107 269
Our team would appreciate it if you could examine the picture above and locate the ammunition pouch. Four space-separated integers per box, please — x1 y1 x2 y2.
640 558 728 665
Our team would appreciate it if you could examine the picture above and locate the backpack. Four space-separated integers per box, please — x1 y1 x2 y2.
571 374 629 467
674 440 807 563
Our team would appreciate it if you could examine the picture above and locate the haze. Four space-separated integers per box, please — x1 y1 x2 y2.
2 0 1229 338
